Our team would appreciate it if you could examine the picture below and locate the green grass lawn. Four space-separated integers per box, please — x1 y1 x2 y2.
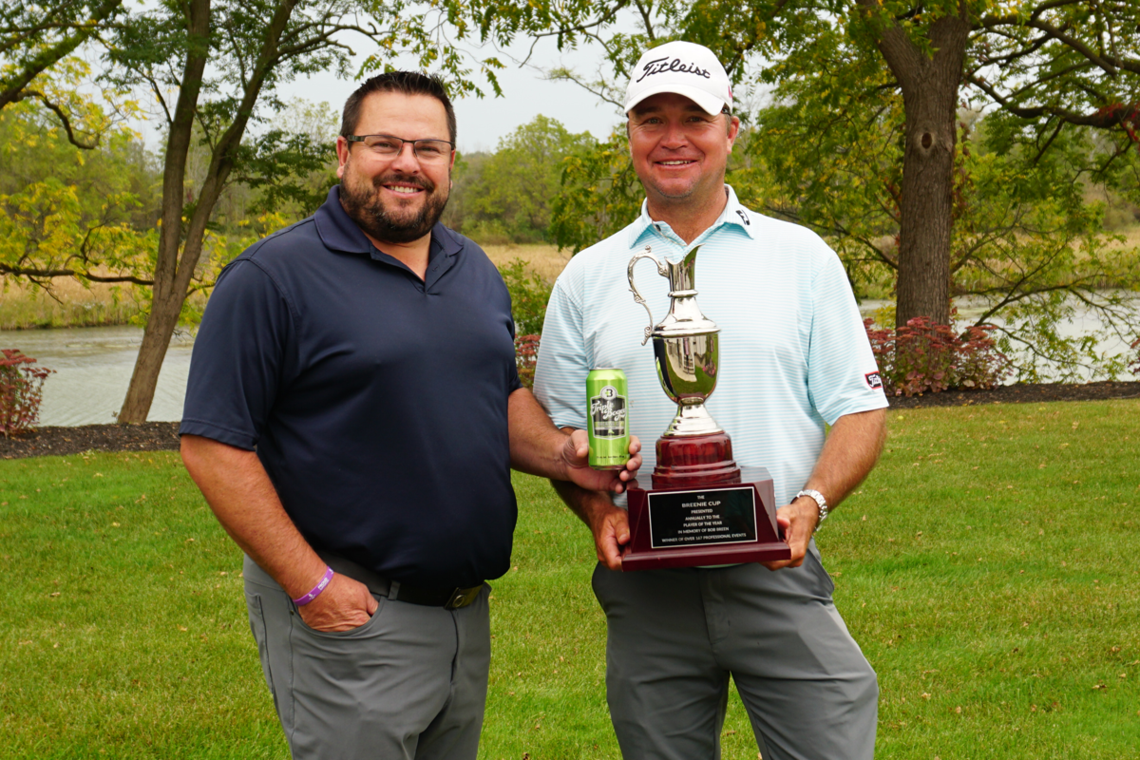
1 399 1138 759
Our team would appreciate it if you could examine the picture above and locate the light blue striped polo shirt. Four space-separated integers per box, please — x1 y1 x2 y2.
533 186 889 507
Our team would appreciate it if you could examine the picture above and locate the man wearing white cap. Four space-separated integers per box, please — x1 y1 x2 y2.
534 40 888 759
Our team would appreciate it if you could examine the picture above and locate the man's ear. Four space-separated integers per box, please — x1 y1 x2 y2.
335 136 350 179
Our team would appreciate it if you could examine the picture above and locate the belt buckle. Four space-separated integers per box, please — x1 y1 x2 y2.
444 585 481 610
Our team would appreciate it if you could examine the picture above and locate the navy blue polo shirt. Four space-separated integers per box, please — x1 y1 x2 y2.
181 187 522 589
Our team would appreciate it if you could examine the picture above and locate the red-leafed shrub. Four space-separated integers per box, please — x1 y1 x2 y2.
865 317 1011 397
516 334 541 389
0 349 54 437
1130 337 1140 378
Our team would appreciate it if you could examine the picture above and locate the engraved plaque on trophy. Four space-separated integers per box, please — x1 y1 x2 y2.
621 245 790 571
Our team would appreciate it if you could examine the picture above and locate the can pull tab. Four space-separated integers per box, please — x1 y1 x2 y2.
627 245 668 346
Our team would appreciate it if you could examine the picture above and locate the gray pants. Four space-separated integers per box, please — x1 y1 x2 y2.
243 555 491 760
592 545 877 760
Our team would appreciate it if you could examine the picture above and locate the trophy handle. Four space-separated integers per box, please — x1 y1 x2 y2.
628 246 669 346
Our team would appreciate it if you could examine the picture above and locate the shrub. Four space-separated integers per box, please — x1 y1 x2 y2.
865 317 1011 397
516 334 541 389
0 349 54 437
498 259 553 389
1130 337 1140 378
498 258 553 339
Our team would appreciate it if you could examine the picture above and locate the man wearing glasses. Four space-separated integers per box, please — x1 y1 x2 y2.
180 71 640 760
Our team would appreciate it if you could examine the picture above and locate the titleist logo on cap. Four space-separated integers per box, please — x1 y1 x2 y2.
624 41 732 115
635 57 712 83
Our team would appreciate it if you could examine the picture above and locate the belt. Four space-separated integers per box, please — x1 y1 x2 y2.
317 551 483 610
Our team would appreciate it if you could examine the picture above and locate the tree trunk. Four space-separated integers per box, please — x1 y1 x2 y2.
865 4 971 328
118 291 184 423
116 0 210 424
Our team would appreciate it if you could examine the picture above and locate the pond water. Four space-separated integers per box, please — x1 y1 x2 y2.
0 325 195 427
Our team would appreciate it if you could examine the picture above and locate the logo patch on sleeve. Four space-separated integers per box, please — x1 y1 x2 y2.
865 371 883 390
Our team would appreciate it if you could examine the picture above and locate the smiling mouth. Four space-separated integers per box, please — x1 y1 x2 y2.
656 159 696 167
386 184 424 195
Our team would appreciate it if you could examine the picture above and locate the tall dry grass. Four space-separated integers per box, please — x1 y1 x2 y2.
482 244 571 283
0 277 147 331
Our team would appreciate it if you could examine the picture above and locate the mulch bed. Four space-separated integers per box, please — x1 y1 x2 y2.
1 381 1138 460
1 421 180 460
885 379 1140 409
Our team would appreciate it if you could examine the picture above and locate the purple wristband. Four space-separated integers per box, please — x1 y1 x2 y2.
292 566 334 606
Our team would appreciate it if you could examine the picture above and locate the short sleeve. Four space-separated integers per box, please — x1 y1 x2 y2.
805 252 888 425
179 260 296 449
533 276 589 430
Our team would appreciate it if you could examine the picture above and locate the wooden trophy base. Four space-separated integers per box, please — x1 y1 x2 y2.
621 433 790 571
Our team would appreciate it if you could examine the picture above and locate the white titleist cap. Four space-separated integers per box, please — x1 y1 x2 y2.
624 41 733 116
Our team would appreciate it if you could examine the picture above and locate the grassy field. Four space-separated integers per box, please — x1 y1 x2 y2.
1 399 1139 759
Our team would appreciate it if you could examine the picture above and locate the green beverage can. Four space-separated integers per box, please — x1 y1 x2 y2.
587 368 630 470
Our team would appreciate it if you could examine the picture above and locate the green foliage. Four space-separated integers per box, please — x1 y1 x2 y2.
739 11 1140 380
443 150 490 233
550 128 644 253
498 257 553 388
739 14 902 300
0 96 271 322
0 1 127 143
0 349 53 436
460 115 597 244
498 257 553 337
232 131 336 220
0 97 159 285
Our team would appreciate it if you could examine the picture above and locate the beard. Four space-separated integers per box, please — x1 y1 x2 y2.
339 163 450 244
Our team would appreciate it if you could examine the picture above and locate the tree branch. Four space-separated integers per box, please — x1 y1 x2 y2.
15 89 99 148
0 262 153 285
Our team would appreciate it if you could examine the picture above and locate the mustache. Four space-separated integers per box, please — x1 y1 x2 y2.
371 173 435 193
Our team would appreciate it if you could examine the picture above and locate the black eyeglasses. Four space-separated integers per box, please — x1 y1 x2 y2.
345 134 454 163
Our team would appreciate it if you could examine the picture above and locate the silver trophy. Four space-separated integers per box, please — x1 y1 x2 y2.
628 244 723 438
621 244 787 569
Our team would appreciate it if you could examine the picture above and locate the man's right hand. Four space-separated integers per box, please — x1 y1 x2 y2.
587 501 630 571
296 573 379 632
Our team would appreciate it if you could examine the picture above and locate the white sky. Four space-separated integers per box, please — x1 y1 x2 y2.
123 33 628 155
290 38 626 153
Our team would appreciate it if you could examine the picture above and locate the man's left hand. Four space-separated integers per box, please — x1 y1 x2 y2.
559 430 642 494
760 496 820 571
